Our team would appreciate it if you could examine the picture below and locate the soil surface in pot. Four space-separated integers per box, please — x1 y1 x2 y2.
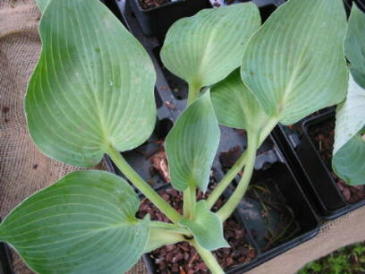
309 118 365 203
138 186 256 273
139 0 170 9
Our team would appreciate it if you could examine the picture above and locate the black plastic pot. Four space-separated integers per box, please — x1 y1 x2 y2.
232 146 320 273
274 111 365 220
128 0 211 39
344 0 365 13
0 248 12 274
356 0 365 12
222 136 319 273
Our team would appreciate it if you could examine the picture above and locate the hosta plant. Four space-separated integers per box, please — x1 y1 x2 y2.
0 0 357 273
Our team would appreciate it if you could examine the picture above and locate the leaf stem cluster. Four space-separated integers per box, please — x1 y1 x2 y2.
107 82 279 273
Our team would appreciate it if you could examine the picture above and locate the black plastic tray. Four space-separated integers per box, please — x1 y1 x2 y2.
344 0 365 13
129 0 212 39
274 110 365 220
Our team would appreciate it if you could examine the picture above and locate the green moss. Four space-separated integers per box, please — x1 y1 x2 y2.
298 242 365 274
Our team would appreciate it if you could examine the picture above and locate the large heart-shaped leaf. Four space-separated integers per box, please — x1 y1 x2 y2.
165 91 220 192
180 201 229 251
211 70 269 136
25 0 156 167
161 3 260 94
345 3 365 88
241 0 348 125
333 75 365 185
0 171 148 274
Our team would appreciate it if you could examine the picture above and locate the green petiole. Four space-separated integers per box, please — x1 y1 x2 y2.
183 184 197 219
191 239 225 274
217 133 258 221
207 151 247 209
107 145 183 224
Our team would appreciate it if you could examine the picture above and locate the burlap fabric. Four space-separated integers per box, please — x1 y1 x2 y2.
0 1 364 273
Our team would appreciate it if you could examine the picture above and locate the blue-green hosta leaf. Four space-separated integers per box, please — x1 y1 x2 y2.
333 133 365 186
0 171 148 274
165 91 220 192
333 76 365 185
25 0 156 167
211 70 269 135
241 0 348 125
180 201 229 251
345 4 365 88
161 3 260 92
